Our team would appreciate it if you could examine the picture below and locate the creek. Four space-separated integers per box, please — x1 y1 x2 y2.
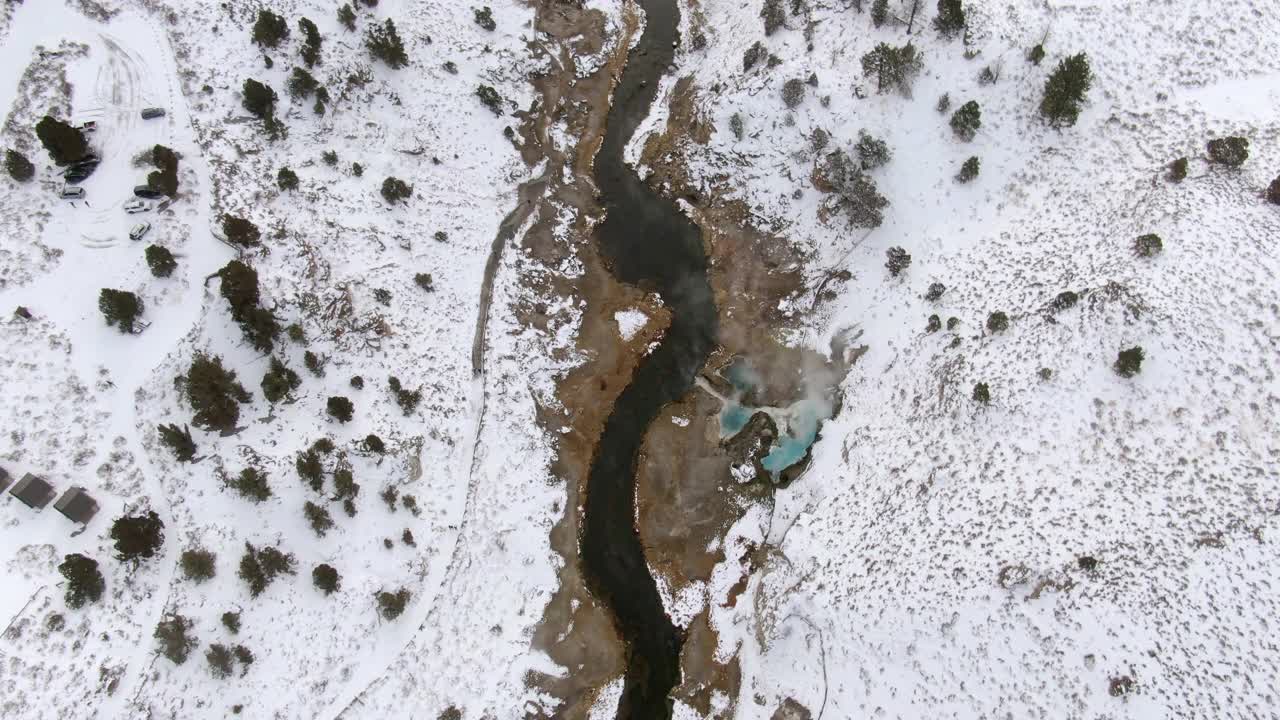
578 1 716 717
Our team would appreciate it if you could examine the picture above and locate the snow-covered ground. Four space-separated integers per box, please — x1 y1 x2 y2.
0 0 588 717
4 0 1278 718
634 0 1280 717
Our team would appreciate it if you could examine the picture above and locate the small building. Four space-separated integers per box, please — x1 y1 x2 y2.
9 474 56 509
54 486 99 524
0 467 12 494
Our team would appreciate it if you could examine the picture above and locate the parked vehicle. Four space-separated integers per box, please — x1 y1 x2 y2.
129 222 151 241
133 185 163 199
63 156 100 182
129 319 152 335
140 107 165 119
124 199 148 214
63 168 92 184
79 120 98 132
60 186 85 199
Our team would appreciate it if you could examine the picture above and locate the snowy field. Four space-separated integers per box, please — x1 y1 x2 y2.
631 0 1280 717
0 0 587 717
3 0 1278 718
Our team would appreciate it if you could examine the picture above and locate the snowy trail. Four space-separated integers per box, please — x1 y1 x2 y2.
470 167 548 377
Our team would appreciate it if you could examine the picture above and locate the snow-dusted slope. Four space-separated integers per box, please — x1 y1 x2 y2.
644 0 1280 717
0 1 580 718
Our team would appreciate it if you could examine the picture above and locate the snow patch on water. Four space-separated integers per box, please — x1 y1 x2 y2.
614 308 648 340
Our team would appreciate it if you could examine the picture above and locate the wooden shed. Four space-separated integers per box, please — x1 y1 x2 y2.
54 486 99 524
9 474 56 509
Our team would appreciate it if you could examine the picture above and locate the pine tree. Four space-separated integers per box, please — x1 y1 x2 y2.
35 116 88 165
304 501 334 536
228 466 272 503
217 260 260 321
333 465 359 500
241 306 281 353
1267 175 1280 205
206 643 235 679
233 645 255 674
885 246 912 277
183 353 252 432
871 0 888 27
956 155 980 182
338 4 356 31
856 132 891 170
313 563 341 595
277 166 298 190
986 311 1009 333
5 149 35 181
261 357 301 403
365 19 408 68
238 542 296 597
761 0 786 35
296 449 324 492
376 588 411 620
222 610 242 634
1206 136 1248 167
58 554 105 608
110 511 165 562
287 67 319 99
180 547 217 582
154 614 197 665
476 84 504 115
1114 347 1144 377
242 79 278 120
157 423 197 462
146 144 179 197
222 214 261 247
327 396 354 423
949 100 981 141
1134 233 1163 257
298 17 322 67
251 9 289 48
98 289 143 333
1051 290 1079 312
381 177 412 203
860 43 923 96
933 0 965 38
1039 53 1093 127
972 382 990 404
821 149 888 228
145 245 177 278
473 6 496 31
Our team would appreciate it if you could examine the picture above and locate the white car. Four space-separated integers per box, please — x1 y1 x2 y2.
60 186 85 199
129 222 151 241
124 199 148 214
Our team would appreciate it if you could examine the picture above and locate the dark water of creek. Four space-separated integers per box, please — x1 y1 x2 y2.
579 0 718 718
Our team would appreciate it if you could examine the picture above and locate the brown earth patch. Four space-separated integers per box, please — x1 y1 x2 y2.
517 3 672 717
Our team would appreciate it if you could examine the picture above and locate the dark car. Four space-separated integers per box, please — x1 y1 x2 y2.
134 185 164 199
75 153 100 165
63 157 99 178
64 167 93 183
141 107 165 119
